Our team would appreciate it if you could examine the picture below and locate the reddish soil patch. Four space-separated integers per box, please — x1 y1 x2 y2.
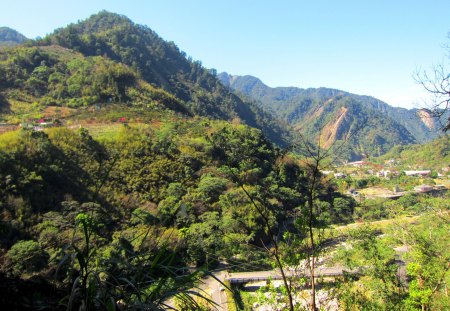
43 106 76 118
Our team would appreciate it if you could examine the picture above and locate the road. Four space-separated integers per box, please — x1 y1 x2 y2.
227 266 357 284
163 269 229 310
202 270 228 311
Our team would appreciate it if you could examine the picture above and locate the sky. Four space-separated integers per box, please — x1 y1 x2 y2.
1 0 449 109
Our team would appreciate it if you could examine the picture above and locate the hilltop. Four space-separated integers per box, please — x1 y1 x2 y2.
0 11 448 310
2 11 441 158
0 27 27 47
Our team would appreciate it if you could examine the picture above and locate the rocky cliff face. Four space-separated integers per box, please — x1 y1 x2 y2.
417 109 437 130
319 107 349 148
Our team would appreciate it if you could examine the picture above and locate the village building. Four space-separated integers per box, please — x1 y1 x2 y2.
404 170 431 177
378 170 391 178
320 170 334 175
413 185 433 193
334 172 347 179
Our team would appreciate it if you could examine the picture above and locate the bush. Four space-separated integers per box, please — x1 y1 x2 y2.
4 240 48 277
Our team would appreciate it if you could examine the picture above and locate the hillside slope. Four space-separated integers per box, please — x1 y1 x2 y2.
37 11 292 146
0 27 27 47
0 45 188 123
376 135 450 170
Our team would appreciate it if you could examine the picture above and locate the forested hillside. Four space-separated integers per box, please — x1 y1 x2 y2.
36 11 292 147
376 135 450 170
0 45 186 116
219 73 442 158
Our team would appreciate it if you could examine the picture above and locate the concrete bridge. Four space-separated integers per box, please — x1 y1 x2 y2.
226 266 358 284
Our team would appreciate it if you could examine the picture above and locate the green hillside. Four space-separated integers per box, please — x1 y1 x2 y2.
0 118 355 309
0 11 448 311
376 135 450 170
37 11 292 146
0 45 187 122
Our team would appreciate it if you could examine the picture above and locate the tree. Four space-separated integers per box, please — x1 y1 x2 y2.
289 128 363 311
335 226 406 310
63 211 210 311
209 123 362 311
4 240 49 277
392 213 450 310
209 126 297 311
416 33 450 131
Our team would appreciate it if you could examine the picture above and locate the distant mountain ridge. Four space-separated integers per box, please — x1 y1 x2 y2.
0 27 27 47
218 73 441 159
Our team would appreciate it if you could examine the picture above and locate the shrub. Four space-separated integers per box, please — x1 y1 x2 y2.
4 240 48 277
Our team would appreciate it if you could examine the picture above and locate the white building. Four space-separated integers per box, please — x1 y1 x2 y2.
404 170 431 177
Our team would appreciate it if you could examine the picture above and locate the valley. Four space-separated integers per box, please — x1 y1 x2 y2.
0 10 449 311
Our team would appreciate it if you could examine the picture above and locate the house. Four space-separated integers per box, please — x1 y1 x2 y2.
20 122 34 129
378 170 391 178
334 172 347 179
404 170 431 177
320 170 333 176
348 188 360 196
414 185 433 193
348 161 365 167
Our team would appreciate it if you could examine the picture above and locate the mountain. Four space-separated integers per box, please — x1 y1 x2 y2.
35 11 292 147
0 27 27 47
0 45 187 115
219 73 441 159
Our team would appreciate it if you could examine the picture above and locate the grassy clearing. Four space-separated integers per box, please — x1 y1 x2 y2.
331 214 421 236
358 186 394 196
0 129 21 150
81 123 126 141
7 100 44 123
81 122 158 141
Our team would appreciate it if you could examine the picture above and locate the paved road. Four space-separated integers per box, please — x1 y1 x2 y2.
203 270 228 311
227 266 356 284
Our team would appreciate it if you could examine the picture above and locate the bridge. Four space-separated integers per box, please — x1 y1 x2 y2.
226 266 359 284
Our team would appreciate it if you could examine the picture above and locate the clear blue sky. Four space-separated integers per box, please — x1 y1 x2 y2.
1 0 449 108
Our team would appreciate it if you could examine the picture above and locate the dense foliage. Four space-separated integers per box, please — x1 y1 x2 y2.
376 135 450 170
0 120 353 309
0 11 448 310
335 213 450 310
0 45 186 114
